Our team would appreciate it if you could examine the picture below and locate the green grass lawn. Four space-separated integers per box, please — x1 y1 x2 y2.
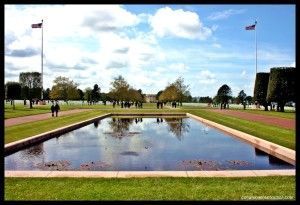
4 103 109 119
5 176 295 200
4 103 160 119
186 109 295 150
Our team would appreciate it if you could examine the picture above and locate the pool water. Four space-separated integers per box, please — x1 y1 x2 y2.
5 117 294 171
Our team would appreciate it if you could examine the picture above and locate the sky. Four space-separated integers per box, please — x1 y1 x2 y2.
4 4 295 97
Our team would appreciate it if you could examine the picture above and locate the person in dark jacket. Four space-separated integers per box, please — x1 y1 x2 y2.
54 102 60 117
51 104 55 117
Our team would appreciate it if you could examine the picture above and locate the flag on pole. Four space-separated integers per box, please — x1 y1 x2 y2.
31 23 42 28
245 21 257 30
245 24 255 30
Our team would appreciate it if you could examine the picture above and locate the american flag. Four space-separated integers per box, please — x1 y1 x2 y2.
245 21 257 30
31 23 42 28
245 24 255 30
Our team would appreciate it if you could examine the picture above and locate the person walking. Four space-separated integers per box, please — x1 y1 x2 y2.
51 104 55 117
54 102 60 117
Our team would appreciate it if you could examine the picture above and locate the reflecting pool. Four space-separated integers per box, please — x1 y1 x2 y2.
5 117 294 171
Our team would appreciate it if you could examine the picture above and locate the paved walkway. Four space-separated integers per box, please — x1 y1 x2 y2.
209 109 295 130
5 109 93 127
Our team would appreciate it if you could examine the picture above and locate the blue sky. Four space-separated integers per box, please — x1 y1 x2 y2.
5 4 295 97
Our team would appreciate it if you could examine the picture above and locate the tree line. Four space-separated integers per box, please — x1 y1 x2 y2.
5 67 295 112
253 67 295 112
5 73 146 109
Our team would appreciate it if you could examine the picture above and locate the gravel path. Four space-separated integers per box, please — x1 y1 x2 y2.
209 109 295 130
5 109 93 127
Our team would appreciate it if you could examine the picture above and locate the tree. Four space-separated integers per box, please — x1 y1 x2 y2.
137 89 145 102
237 90 247 110
171 77 190 106
6 82 21 110
159 84 180 102
43 88 51 100
19 72 42 108
128 88 144 102
245 96 253 106
199 96 213 103
216 84 232 109
77 89 84 102
49 76 79 104
266 67 295 112
185 93 193 102
84 87 92 105
253 72 270 111
91 84 101 104
156 90 163 100
109 75 130 101
100 92 109 105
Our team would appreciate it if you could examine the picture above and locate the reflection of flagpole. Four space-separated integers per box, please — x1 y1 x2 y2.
41 19 43 100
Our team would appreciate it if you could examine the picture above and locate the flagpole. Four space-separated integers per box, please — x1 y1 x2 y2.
255 20 257 74
41 19 43 100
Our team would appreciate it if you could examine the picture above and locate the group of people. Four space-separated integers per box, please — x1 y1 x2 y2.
50 102 60 117
156 118 164 123
156 101 163 109
112 101 143 109
171 101 177 108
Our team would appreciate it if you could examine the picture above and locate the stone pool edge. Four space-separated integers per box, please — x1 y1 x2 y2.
5 170 295 178
186 113 295 166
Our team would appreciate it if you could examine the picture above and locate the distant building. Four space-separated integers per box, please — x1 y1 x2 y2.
145 94 157 103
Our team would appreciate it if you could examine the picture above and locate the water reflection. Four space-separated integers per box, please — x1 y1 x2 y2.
94 121 99 128
5 117 294 171
164 118 190 141
269 155 290 165
109 118 133 133
20 144 44 160
156 118 164 124
255 148 268 156
105 118 142 139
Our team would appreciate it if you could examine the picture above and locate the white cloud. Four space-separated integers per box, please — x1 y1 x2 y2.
168 63 188 73
4 5 294 98
241 70 247 77
149 7 212 40
81 5 140 32
211 25 219 31
212 43 221 48
207 9 245 21
197 70 216 84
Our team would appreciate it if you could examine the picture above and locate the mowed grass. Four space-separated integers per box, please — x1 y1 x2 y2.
4 103 109 119
4 103 160 119
186 109 295 150
5 176 295 200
